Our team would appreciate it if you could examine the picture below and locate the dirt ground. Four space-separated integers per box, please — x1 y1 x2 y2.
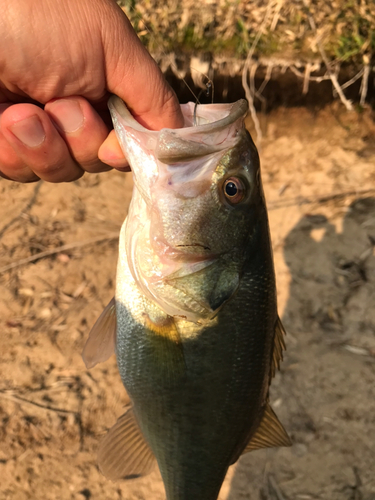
0 102 374 500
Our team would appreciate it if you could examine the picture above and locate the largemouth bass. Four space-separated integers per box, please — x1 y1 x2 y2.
83 96 291 500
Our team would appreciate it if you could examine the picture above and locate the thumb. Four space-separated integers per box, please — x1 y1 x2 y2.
100 2 184 131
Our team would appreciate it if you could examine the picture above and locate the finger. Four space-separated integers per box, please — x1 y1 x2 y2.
45 96 112 173
0 103 39 182
0 103 84 182
101 3 184 131
0 132 39 182
98 130 130 171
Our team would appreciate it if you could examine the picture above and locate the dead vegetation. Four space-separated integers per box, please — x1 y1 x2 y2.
117 0 374 114
118 0 375 64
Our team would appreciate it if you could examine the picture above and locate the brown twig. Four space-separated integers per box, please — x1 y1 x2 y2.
289 64 330 83
242 0 274 145
256 63 274 99
268 474 287 500
0 182 43 240
290 64 364 93
352 466 363 500
360 63 370 106
0 390 77 415
341 68 365 90
0 232 119 274
267 188 375 211
303 63 312 94
302 0 353 110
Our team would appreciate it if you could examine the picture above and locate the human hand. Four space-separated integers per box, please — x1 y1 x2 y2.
0 0 183 182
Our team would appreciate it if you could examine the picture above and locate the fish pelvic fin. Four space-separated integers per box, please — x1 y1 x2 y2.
82 297 116 369
270 316 287 379
242 402 291 455
98 407 156 481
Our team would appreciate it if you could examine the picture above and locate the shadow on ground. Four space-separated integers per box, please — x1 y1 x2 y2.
227 198 375 500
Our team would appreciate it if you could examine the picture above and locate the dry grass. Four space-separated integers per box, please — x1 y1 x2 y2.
117 1 375 111
117 0 374 67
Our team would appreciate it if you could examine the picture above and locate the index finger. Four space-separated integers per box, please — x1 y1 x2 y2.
100 3 184 131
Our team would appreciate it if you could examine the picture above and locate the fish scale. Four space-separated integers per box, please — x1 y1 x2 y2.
82 97 291 500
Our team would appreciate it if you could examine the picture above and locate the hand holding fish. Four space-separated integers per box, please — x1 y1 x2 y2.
0 0 183 183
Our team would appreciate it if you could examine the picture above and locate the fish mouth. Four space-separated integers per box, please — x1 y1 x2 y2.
165 243 216 262
151 236 217 263
175 243 211 251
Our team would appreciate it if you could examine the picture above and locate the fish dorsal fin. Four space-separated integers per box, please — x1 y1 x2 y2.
270 316 287 379
82 297 116 369
98 407 155 481
243 402 291 454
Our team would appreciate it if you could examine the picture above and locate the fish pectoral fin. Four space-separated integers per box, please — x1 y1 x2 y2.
165 260 240 315
208 268 240 311
82 297 116 369
98 407 156 481
242 402 291 455
143 314 186 383
270 316 287 379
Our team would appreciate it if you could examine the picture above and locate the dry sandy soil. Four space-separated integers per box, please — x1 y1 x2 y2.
0 103 374 500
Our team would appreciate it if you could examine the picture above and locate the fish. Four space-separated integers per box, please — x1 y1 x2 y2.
82 96 291 500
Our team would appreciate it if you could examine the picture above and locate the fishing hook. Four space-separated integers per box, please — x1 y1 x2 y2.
193 79 214 126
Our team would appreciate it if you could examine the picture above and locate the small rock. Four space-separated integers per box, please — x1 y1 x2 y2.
39 308 52 319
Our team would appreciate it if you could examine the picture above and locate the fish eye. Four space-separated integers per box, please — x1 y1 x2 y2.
223 177 246 204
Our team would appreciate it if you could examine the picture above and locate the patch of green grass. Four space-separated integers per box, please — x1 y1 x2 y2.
333 2 374 62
